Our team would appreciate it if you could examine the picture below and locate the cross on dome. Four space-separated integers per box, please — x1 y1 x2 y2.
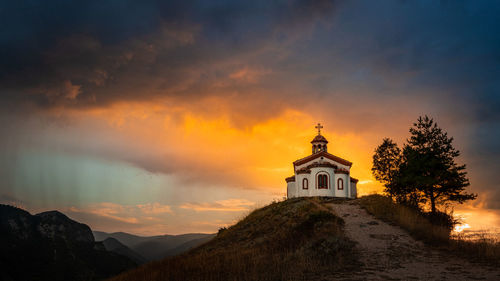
311 123 328 154
315 123 323 135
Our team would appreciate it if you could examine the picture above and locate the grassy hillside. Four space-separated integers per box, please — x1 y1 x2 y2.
109 198 358 281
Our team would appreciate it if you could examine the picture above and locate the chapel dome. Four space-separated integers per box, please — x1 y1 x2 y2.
311 134 328 143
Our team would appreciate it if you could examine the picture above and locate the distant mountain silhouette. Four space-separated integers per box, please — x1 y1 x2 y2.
0 204 136 281
93 231 215 261
93 231 151 248
102 237 147 264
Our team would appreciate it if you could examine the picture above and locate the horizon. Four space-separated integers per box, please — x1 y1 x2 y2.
1 0 500 236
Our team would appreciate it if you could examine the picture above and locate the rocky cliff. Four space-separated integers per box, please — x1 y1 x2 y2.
0 204 135 281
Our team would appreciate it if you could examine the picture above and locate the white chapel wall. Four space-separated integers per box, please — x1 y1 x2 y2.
287 181 297 198
333 173 349 197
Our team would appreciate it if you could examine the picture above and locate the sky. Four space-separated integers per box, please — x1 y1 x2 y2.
1 0 499 236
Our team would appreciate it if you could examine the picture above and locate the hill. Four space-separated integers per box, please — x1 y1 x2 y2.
109 197 358 281
94 231 215 261
0 204 136 281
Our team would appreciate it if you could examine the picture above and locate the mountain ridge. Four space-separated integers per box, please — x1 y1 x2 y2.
94 231 215 261
102 237 147 265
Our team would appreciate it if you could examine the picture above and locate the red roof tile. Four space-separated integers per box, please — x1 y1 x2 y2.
293 151 352 167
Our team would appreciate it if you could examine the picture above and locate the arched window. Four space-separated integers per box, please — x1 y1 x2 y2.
317 173 328 189
302 178 308 190
337 178 344 190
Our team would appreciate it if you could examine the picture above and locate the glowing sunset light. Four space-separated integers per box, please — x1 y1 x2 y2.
454 223 471 233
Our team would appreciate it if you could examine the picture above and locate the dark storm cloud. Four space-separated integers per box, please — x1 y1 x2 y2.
0 0 338 111
1 1 498 113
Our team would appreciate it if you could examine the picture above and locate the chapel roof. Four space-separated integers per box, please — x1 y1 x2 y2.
293 151 352 167
311 134 328 143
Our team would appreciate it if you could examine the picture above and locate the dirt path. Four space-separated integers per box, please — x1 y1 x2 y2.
313 199 500 280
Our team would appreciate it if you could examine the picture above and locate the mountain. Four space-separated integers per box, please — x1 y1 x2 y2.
102 237 147 264
0 204 136 281
93 231 152 248
93 231 215 261
132 233 216 260
108 198 358 281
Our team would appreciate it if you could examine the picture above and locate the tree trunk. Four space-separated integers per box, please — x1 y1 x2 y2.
430 192 436 213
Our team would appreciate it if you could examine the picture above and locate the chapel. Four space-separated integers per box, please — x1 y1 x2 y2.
285 123 358 199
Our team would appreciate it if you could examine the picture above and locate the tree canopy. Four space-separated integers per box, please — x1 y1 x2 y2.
372 116 476 213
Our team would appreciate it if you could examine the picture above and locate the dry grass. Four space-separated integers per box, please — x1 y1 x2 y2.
357 194 450 244
451 234 500 265
358 194 500 265
109 198 358 281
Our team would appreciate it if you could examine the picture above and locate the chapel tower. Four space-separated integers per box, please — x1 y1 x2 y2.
311 123 328 154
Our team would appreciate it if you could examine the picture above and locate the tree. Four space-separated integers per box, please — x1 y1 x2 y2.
372 138 422 208
372 138 401 185
372 116 476 213
372 139 404 200
404 116 476 213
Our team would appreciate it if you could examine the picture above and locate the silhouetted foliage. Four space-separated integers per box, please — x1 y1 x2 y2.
372 116 476 213
372 138 417 207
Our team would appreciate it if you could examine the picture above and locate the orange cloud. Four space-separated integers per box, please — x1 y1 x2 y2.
68 202 174 224
136 203 173 214
69 203 139 224
180 198 255 212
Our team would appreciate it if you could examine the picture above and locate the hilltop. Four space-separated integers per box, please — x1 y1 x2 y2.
110 196 500 281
